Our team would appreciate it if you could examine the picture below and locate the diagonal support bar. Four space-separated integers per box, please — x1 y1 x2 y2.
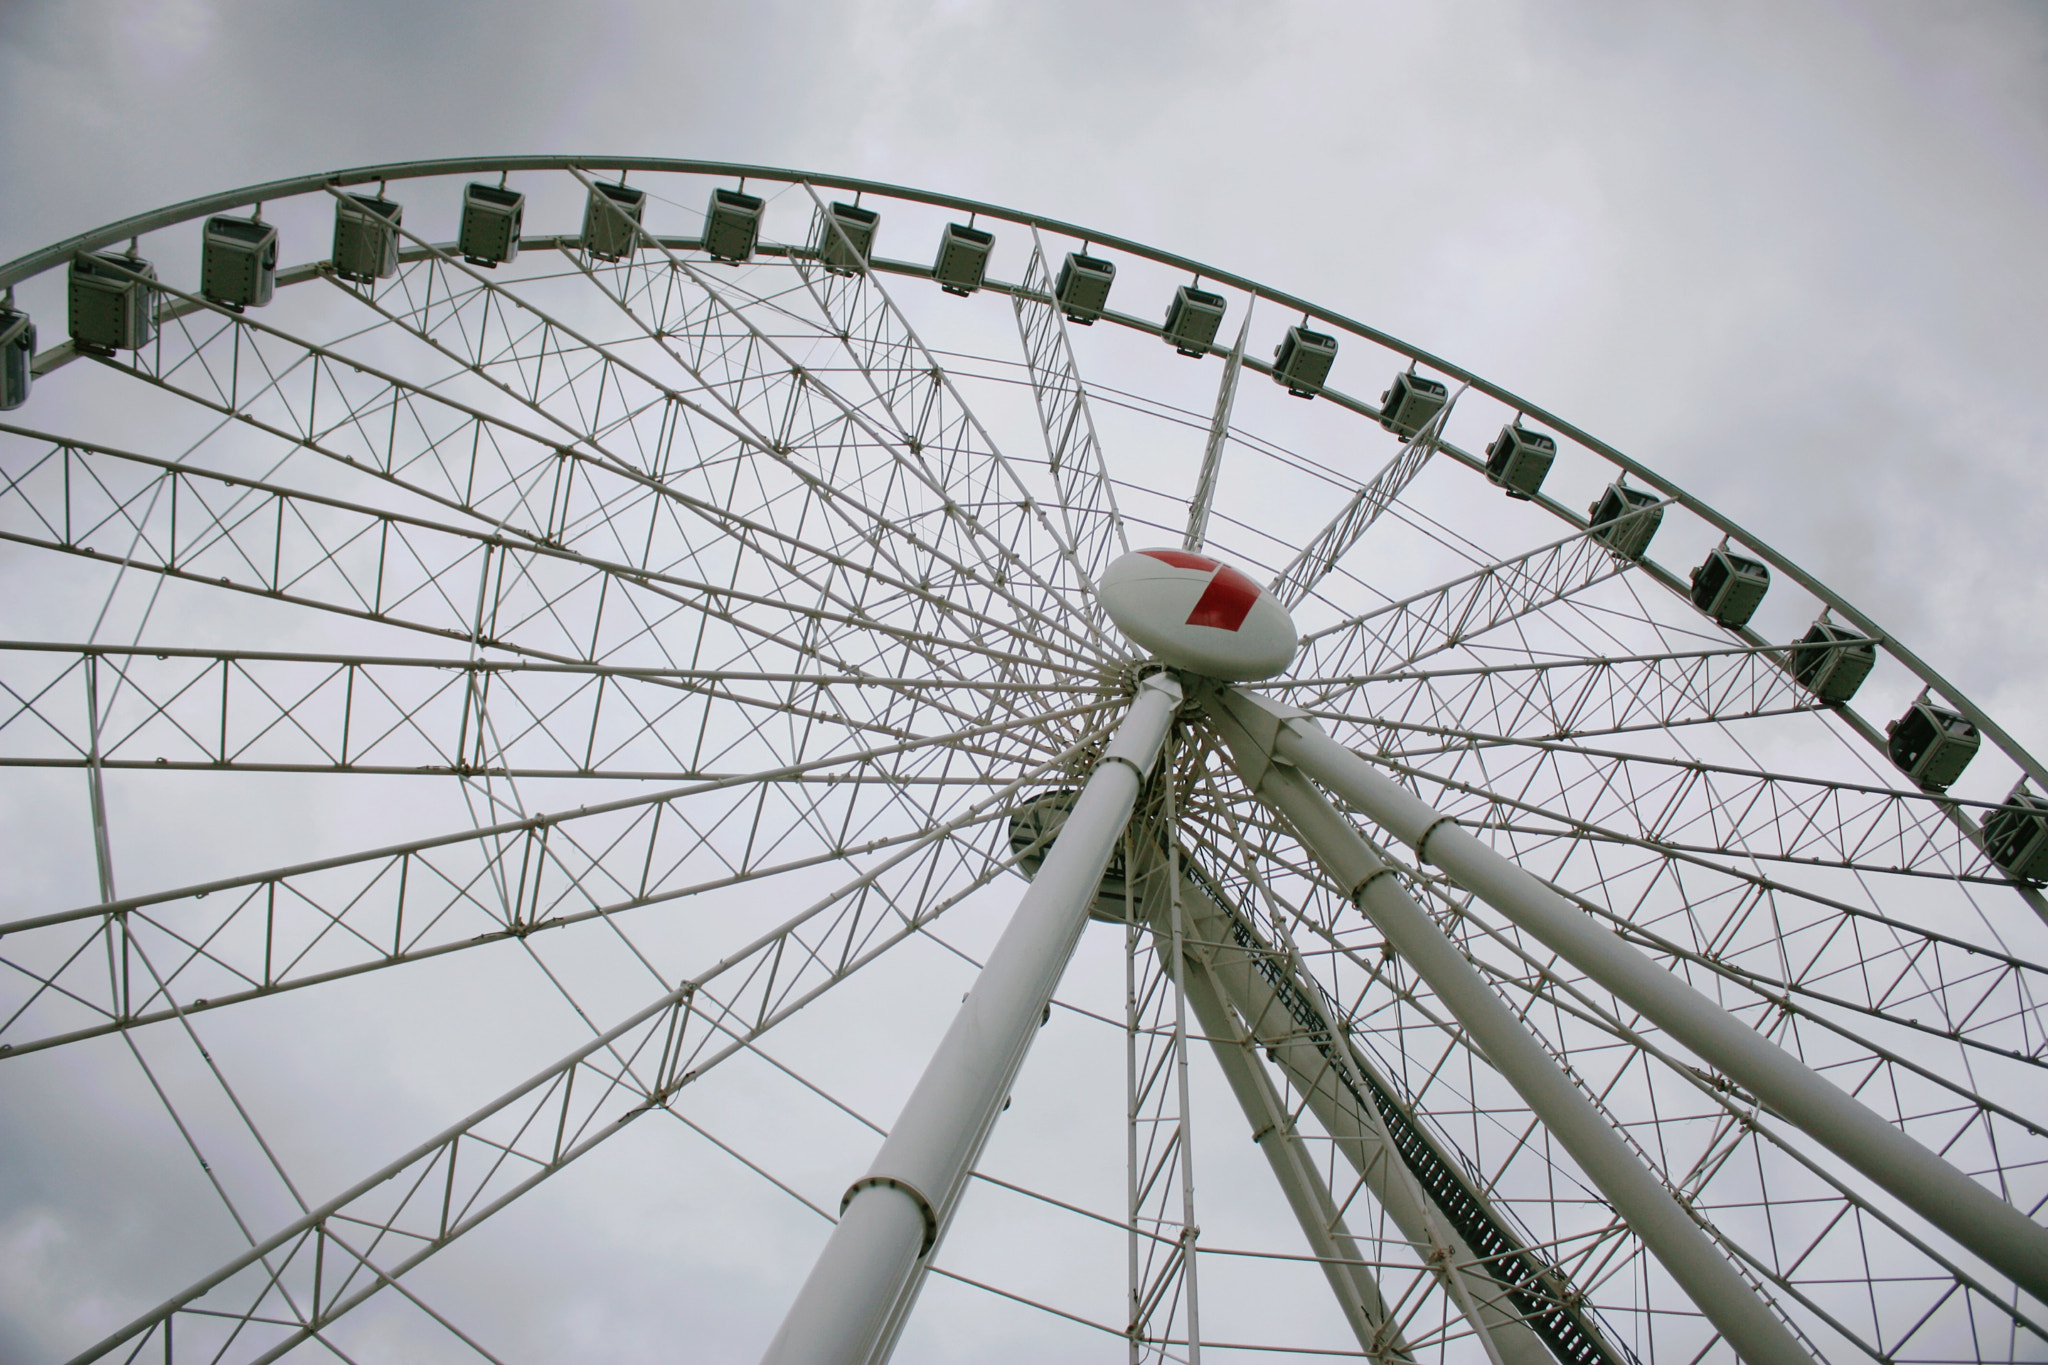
1269 386 1464 610
1201 690 1816 1365
1184 300 1252 553
1166 861 1575 1365
1218 685 2048 1310
1012 228 1130 590
1177 951 1415 1363
761 671 1183 1365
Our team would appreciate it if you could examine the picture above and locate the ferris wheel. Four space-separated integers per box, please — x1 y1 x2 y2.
2 157 2045 1365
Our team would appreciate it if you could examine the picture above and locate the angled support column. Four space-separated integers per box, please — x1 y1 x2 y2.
1170 868 1573 1365
761 672 1182 1365
1218 686 2048 1310
1176 951 1415 1363
1202 691 1816 1365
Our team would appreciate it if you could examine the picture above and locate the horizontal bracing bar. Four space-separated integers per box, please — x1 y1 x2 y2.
0 428 1094 693
1275 641 1834 745
1303 714 2007 883
1291 520 1654 687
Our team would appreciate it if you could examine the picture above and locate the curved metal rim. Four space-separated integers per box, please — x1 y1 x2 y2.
5 153 2040 795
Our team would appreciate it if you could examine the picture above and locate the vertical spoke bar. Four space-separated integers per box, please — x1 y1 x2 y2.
1183 300 1252 554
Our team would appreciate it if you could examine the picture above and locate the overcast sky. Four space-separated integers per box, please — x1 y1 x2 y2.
6 0 2045 726
4 2 2047 1362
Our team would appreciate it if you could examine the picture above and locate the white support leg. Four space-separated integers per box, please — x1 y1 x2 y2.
1178 953 1415 1363
1202 695 1816 1365
1215 686 2048 1310
1170 870 1555 1365
760 672 1183 1365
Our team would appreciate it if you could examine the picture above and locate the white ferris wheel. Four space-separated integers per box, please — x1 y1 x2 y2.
1 158 2045 1365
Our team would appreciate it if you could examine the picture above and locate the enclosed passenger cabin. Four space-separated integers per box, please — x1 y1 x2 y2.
1689 547 1770 628
932 222 993 295
1981 787 2048 884
581 181 646 262
1886 700 1979 792
1162 284 1225 356
458 183 524 267
703 187 764 264
1272 325 1337 398
1379 370 1448 438
1055 251 1115 324
813 201 878 275
1008 789 1136 923
201 215 278 311
0 309 34 411
1789 620 1874 704
68 252 157 354
1485 423 1555 500
1586 481 1662 560
332 193 402 284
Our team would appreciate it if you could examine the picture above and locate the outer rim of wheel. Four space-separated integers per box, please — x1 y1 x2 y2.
7 153 2038 803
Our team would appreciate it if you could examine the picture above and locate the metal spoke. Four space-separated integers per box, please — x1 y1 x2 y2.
1291 515 1667 689
1 700 1114 1056
60 750 1062 1365
0 642 1110 779
1183 300 1252 554
1269 385 1463 611
319 226 1110 681
1012 227 1130 591
1273 642 1836 745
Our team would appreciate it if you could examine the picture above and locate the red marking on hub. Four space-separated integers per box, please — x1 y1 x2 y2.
1184 564 1261 632
1140 549 1220 572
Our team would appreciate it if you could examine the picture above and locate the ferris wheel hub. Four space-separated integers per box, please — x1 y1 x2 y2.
1099 548 1298 681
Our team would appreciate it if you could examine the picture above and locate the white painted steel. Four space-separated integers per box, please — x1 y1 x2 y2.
1183 298 1252 553
1169 868 1546 1365
761 672 1183 1365
1222 686 2048 1309
1203 694 1818 1365
1178 956 1414 1363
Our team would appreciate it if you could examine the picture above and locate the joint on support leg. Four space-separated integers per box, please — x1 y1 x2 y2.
1350 866 1404 902
1414 815 1461 866
1097 673 1183 781
1094 752 1150 782
842 1175 940 1256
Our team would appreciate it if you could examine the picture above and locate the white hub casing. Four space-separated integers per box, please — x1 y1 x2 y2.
1099 548 1298 681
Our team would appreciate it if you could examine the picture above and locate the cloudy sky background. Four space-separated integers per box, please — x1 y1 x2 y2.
3 2 2046 1362
7 0 2047 732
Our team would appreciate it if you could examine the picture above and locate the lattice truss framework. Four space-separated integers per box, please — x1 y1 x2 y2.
0 162 2043 1365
